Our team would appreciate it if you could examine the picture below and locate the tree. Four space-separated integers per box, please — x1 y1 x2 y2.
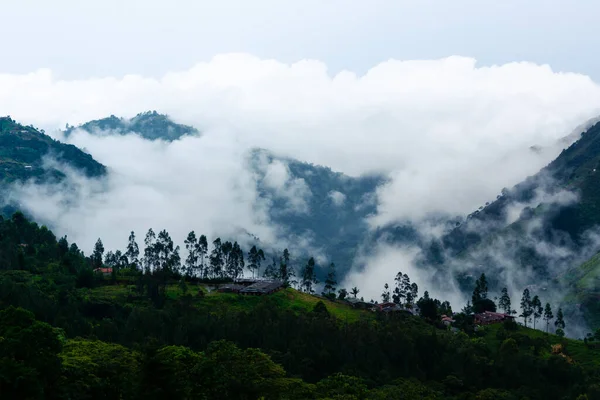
247 246 265 278
350 287 360 299
338 288 348 300
91 238 105 270
472 273 489 312
143 228 157 273
126 231 140 269
392 272 405 304
532 295 543 330
155 230 181 277
520 288 533 327
543 303 554 333
408 282 418 307
498 287 512 315
323 263 337 298
300 257 318 293
209 238 224 278
401 274 412 305
381 283 391 303
279 248 294 286
555 307 565 337
184 231 199 277
198 235 208 278
263 255 278 279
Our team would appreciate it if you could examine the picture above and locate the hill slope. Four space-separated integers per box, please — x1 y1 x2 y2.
65 110 199 141
0 116 106 183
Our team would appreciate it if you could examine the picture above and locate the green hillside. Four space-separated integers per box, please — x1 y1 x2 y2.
0 212 599 399
561 252 600 330
0 116 106 183
65 110 199 141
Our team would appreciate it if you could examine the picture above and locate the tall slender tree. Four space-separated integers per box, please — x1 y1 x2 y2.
498 287 512 315
555 307 566 337
520 288 533 328
543 303 554 333
92 238 105 270
300 257 318 293
143 229 157 273
381 283 391 303
209 238 224 278
323 263 337 298
184 231 199 277
198 235 208 278
351 287 360 299
126 231 140 270
392 272 404 304
532 295 543 330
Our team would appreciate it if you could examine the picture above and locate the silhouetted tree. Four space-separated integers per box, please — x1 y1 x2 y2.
520 288 533 328
543 303 554 333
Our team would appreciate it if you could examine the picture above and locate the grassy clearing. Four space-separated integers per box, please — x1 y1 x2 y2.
88 283 371 323
483 323 600 369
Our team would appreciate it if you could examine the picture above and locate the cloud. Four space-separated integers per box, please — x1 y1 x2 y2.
328 190 346 206
2 54 600 275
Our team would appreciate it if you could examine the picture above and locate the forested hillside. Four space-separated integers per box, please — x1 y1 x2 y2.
64 111 200 141
0 212 599 399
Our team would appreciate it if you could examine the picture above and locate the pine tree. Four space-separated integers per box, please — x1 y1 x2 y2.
520 288 533 327
498 287 512 314
126 231 140 270
381 283 391 303
555 307 566 337
532 295 543 330
478 273 488 299
543 303 554 333
351 287 360 299
92 238 105 270
323 263 337 298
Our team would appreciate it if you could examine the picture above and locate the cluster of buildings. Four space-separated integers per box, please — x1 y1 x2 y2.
217 279 284 296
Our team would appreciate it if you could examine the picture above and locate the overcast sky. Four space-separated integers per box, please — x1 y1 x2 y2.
3 0 600 81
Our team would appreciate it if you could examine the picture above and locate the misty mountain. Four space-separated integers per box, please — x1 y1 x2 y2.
64 110 200 141
412 119 600 330
0 116 106 216
0 116 106 183
250 149 386 275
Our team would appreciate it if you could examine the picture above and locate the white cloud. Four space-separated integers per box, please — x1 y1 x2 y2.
328 190 346 206
2 53 600 260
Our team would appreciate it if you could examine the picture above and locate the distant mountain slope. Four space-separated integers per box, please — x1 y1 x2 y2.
0 116 106 183
408 119 600 330
561 252 600 330
65 111 199 141
250 149 387 275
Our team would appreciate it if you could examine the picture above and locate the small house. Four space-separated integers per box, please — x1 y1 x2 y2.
217 284 246 293
94 267 113 276
474 311 514 325
240 280 283 296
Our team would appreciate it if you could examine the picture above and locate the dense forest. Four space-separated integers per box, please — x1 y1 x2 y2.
0 212 599 399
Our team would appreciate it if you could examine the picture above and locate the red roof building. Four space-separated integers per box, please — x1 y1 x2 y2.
94 267 113 275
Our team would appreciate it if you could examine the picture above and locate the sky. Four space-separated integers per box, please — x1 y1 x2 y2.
3 0 600 316
3 0 600 81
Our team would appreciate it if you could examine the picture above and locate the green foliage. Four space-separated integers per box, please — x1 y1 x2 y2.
0 117 105 186
65 111 199 142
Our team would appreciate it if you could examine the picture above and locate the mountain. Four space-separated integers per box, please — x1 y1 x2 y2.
64 110 200 141
411 119 600 330
0 116 106 184
250 149 387 276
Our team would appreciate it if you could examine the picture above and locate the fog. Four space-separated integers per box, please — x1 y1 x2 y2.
3 54 600 321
